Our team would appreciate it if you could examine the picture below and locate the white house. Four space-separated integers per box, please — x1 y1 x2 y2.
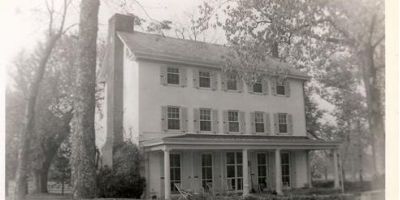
99 14 341 200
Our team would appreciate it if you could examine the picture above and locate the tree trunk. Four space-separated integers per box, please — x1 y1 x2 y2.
5 177 9 196
14 31 63 200
271 41 279 58
359 44 385 179
357 120 364 184
32 162 50 194
61 173 65 195
71 0 100 199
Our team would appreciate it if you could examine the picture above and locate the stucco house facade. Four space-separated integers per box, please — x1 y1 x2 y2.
100 14 341 200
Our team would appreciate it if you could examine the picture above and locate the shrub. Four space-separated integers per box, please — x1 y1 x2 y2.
96 141 146 198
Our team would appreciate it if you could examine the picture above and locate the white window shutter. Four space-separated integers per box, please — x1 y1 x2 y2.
211 71 218 91
180 106 188 132
262 78 269 95
160 67 167 86
212 109 218 133
248 83 254 94
271 78 277 96
237 78 243 93
264 112 271 135
193 69 199 89
221 73 227 91
285 80 290 97
250 112 255 134
239 111 246 134
223 110 228 134
193 108 200 133
161 106 168 132
274 113 279 135
180 68 187 87
288 114 293 135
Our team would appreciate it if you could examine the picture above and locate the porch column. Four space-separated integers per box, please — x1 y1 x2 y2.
242 149 249 197
333 149 340 189
164 149 171 200
275 149 283 195
306 150 312 188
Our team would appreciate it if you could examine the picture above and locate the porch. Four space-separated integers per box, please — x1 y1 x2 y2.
141 134 341 200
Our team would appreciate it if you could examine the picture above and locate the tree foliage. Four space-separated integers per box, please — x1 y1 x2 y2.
96 141 145 198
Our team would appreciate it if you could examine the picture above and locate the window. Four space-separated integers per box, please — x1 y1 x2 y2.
167 107 180 130
202 154 213 191
276 80 285 95
167 67 180 84
228 111 239 132
255 112 265 133
199 71 211 88
226 152 243 191
278 113 288 134
170 154 181 192
257 153 268 190
200 109 212 131
281 152 291 187
253 81 262 93
227 73 237 90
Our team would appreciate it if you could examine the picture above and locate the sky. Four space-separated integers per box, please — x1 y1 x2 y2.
0 0 209 74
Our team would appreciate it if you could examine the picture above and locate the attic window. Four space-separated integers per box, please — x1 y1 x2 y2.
253 81 262 93
199 71 211 88
276 81 285 95
227 73 237 90
167 67 180 85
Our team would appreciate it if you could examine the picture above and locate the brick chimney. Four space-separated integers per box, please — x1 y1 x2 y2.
101 14 135 168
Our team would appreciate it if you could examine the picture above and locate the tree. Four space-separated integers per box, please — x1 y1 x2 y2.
70 0 100 198
196 0 384 178
13 0 73 199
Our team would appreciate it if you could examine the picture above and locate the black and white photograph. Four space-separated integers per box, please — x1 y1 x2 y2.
0 0 397 200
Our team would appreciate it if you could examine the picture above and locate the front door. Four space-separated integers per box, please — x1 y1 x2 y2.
226 152 243 191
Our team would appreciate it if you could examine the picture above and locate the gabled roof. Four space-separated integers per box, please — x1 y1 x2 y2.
116 31 309 80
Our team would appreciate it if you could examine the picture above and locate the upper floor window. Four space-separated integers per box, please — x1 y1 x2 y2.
167 106 180 130
228 111 239 132
255 112 265 133
167 67 180 85
199 71 211 88
227 73 237 90
200 108 212 131
278 113 288 133
253 81 262 93
276 81 285 95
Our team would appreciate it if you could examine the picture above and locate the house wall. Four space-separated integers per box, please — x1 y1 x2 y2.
135 60 307 137
123 47 140 144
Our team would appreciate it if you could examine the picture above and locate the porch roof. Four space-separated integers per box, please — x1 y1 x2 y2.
141 133 341 151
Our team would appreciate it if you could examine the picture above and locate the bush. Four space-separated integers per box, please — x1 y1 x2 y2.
96 141 146 198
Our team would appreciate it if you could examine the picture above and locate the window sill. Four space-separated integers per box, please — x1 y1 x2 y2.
165 129 185 133
164 83 184 87
198 131 214 134
250 92 265 96
277 133 289 135
225 89 242 93
198 87 213 91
